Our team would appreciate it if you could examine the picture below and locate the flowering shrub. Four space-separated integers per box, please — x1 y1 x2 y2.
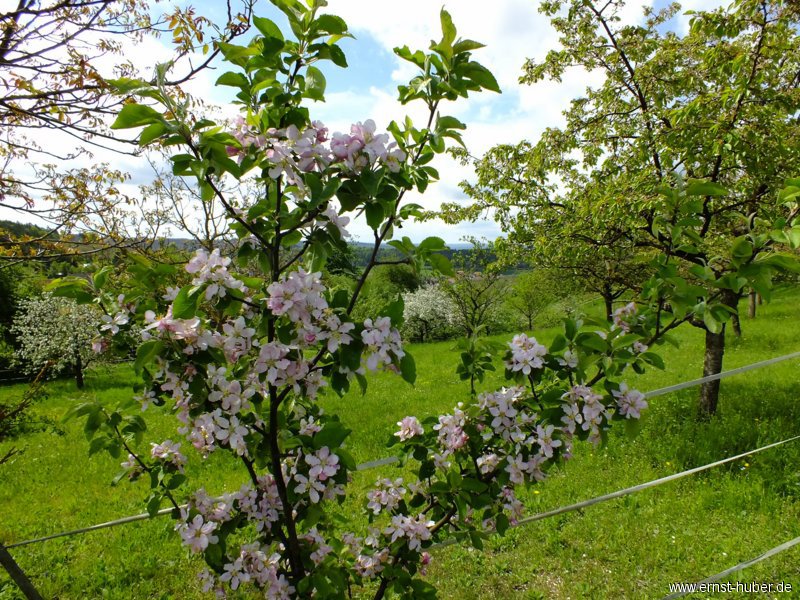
402 284 457 342
52 3 665 598
11 293 104 386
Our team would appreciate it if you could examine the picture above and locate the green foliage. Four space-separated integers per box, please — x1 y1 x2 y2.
351 265 420 323
446 0 800 413
454 335 503 396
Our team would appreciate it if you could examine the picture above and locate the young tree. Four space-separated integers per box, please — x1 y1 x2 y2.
49 5 671 597
11 293 102 388
448 0 800 415
506 269 557 330
441 240 509 337
449 150 652 321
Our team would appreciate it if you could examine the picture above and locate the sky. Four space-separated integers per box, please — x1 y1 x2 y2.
1 0 725 245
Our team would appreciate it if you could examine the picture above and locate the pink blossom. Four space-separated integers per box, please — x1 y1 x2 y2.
395 416 424 441
383 514 434 551
506 333 548 374
176 514 218 553
150 439 187 472
613 383 648 419
366 478 406 515
306 446 339 482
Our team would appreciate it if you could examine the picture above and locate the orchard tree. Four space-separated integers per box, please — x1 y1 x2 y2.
507 269 562 330
447 0 800 415
49 4 668 597
442 239 509 337
0 0 256 264
449 150 652 322
11 293 103 388
402 283 456 342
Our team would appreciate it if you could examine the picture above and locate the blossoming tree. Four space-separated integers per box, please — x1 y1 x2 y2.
52 2 665 597
11 293 104 388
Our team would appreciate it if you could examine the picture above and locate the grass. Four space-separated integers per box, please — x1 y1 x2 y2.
2 291 800 598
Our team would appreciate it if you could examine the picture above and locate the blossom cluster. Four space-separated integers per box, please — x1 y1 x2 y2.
172 478 298 597
228 118 406 191
186 248 247 301
505 333 548 374
362 316 405 372
390 332 648 530
612 301 639 332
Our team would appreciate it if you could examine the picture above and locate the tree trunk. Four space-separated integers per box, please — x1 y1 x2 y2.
730 311 741 337
698 290 737 416
699 326 725 415
758 293 763 305
74 348 84 389
748 290 757 318
602 289 613 322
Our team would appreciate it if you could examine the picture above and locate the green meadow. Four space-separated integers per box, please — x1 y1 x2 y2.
2 292 800 599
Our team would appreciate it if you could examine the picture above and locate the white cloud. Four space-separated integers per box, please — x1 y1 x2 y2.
314 1 662 242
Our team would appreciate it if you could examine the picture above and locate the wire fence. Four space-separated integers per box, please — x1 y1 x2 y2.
4 349 800 592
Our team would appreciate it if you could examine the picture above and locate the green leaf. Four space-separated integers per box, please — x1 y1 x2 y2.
134 340 164 374
314 14 348 35
453 39 485 53
167 474 187 490
327 43 348 67
381 297 404 326
495 512 510 535
107 77 151 94
365 203 384 230
575 332 607 353
304 66 326 101
640 352 665 370
460 477 487 493
83 409 102 440
427 253 454 276
139 122 167 146
440 9 457 46
146 493 163 518
46 277 94 304
111 103 163 130
702 310 721 333
731 237 753 260
400 352 417 385
253 16 284 39
217 42 256 66
436 115 466 131
461 62 501 93
549 334 569 353
215 71 249 89
314 422 351 450
760 253 800 273
171 286 202 319
394 45 427 68
418 236 446 251
92 267 113 290
685 180 728 197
